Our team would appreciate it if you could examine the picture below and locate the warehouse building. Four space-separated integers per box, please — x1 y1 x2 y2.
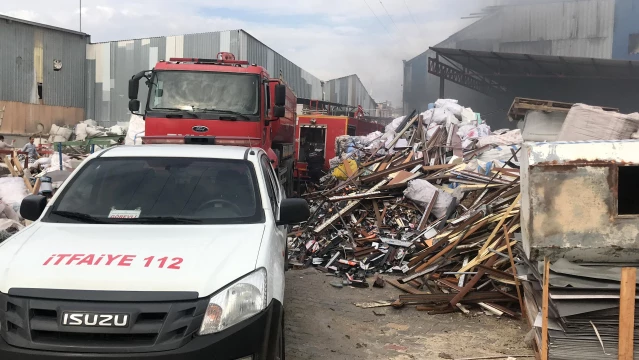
0 15 89 135
0 14 377 133
403 0 639 129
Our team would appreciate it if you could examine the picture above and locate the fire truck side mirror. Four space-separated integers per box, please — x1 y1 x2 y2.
129 70 148 100
129 99 140 112
273 106 285 118
274 84 286 107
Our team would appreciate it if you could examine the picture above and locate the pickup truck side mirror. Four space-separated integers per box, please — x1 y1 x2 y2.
274 84 286 106
277 198 310 225
20 195 47 221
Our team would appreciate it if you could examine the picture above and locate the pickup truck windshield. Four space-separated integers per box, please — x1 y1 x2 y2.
47 157 264 225
148 71 259 116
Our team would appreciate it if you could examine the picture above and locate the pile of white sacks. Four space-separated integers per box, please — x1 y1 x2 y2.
330 99 524 167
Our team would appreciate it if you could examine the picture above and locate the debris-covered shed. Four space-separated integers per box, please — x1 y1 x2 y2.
521 140 639 262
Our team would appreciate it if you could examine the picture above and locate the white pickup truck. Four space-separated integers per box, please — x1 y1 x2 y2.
0 144 310 360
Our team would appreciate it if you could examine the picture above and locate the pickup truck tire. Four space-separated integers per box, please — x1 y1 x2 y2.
278 311 286 360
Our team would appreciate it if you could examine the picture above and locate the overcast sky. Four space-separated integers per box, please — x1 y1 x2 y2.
0 0 495 106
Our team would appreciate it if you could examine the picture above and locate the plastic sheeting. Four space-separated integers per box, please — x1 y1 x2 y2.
125 115 146 146
0 177 29 214
476 129 523 148
385 115 405 134
403 179 453 218
557 104 639 141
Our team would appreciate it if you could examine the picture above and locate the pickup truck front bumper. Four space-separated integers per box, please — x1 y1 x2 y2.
0 300 283 360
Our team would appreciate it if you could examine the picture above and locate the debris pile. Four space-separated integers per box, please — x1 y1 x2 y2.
289 99 525 317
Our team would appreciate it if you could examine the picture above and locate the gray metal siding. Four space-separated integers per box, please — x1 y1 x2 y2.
435 0 615 59
404 0 619 129
325 75 377 113
86 29 326 126
0 18 86 107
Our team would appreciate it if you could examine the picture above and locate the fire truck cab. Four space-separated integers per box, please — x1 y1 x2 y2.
128 52 297 196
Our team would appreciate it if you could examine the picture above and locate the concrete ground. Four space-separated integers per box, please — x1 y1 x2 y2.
285 269 533 360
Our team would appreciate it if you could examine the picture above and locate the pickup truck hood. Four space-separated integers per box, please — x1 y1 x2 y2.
0 222 265 297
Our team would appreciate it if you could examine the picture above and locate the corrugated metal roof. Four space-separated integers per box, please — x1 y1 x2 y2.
325 75 377 113
434 0 615 59
0 13 88 36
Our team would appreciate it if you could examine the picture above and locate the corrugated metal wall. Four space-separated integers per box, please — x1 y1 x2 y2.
436 0 615 59
0 17 87 108
403 0 620 129
86 29 325 126
324 75 377 113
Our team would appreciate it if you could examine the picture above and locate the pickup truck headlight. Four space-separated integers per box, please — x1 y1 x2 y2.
199 268 267 335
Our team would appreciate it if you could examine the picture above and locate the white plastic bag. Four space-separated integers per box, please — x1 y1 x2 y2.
361 131 382 146
0 177 29 214
458 124 491 141
385 116 405 133
441 102 463 118
83 119 98 127
85 126 105 138
108 125 126 136
75 123 88 141
49 152 73 171
125 115 146 146
48 124 73 143
461 107 476 124
403 179 454 218
431 108 457 125
434 99 458 107
477 129 523 148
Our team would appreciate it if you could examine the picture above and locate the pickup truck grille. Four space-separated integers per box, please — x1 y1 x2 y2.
0 292 209 353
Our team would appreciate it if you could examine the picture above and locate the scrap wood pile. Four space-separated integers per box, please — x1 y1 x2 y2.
289 99 526 317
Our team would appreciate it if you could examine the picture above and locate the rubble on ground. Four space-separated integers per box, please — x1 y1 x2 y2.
289 99 525 318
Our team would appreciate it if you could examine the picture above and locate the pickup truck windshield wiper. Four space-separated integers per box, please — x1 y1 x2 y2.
50 211 111 224
193 108 250 120
117 216 202 224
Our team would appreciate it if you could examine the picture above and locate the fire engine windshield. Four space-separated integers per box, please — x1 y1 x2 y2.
148 71 259 116
45 157 264 225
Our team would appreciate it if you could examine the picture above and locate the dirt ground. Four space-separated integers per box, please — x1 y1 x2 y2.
285 269 533 360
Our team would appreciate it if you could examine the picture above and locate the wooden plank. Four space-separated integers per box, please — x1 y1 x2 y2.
504 225 526 320
541 258 550 360
12 151 24 176
619 267 636 360
3 156 17 176
371 200 383 229
32 178 41 194
386 278 428 295
23 173 34 193
342 159 355 178
479 193 521 255
418 191 438 231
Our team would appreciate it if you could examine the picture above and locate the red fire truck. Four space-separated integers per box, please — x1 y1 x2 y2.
128 52 297 195
295 104 385 174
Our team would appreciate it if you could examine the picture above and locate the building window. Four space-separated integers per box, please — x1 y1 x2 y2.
37 83 43 100
618 166 639 215
629 34 639 55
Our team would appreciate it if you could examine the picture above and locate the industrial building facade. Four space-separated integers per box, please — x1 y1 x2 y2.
403 0 639 128
0 15 89 134
0 15 377 133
